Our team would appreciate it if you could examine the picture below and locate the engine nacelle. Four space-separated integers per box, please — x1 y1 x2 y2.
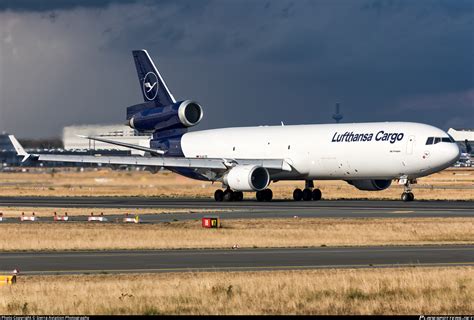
346 179 392 191
223 165 270 192
128 100 203 132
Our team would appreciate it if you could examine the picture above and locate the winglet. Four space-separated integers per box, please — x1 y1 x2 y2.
8 135 31 162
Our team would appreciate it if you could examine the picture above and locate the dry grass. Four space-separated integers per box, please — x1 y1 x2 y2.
0 167 472 200
0 207 228 218
0 267 472 315
0 218 472 251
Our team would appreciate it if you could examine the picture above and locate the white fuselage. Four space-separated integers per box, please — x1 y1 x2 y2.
181 122 460 181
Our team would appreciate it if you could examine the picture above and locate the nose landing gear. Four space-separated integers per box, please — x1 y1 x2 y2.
401 192 414 202
400 178 415 202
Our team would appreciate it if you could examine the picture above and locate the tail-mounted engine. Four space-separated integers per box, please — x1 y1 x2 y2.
129 50 204 157
127 100 203 157
127 100 203 132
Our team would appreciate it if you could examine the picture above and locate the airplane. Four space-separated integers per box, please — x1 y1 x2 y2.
9 50 461 202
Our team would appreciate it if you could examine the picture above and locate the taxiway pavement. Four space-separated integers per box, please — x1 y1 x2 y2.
1 245 472 275
0 197 472 222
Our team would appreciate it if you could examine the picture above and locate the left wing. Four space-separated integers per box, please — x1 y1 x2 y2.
8 135 292 172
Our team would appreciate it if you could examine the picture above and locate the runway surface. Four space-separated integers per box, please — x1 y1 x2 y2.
0 245 472 275
1 198 472 274
0 197 472 222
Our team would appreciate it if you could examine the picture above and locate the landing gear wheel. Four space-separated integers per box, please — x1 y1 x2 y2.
256 190 265 202
214 189 224 202
302 188 312 201
234 191 244 201
401 192 409 202
263 189 273 201
223 189 234 202
401 192 414 202
400 178 416 202
312 189 322 201
293 188 303 201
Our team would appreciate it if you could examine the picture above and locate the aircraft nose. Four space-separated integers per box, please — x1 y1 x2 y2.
445 143 461 165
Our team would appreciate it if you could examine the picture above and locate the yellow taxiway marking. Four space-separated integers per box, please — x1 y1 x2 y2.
391 210 415 214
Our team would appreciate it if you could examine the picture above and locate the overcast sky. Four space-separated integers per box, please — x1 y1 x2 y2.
0 0 473 138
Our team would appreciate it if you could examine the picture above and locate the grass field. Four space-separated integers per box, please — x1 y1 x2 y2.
0 218 472 251
1 267 472 315
0 167 472 200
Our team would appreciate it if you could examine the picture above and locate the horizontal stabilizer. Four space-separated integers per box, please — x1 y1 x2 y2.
77 135 165 155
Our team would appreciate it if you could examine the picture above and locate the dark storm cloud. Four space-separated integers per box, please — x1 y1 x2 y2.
0 0 139 12
0 0 472 138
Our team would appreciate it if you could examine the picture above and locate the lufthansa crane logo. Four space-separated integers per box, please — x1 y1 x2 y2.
143 72 159 100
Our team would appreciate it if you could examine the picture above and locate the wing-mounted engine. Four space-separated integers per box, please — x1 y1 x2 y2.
223 165 270 191
128 100 203 132
346 179 392 191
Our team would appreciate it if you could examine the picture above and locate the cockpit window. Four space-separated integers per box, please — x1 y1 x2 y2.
426 136 456 145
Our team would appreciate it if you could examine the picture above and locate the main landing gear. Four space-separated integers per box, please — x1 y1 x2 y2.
401 179 415 202
214 188 272 202
214 188 244 202
256 189 273 202
293 180 322 201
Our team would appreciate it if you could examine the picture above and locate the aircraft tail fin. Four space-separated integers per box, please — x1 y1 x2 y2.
132 50 176 106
